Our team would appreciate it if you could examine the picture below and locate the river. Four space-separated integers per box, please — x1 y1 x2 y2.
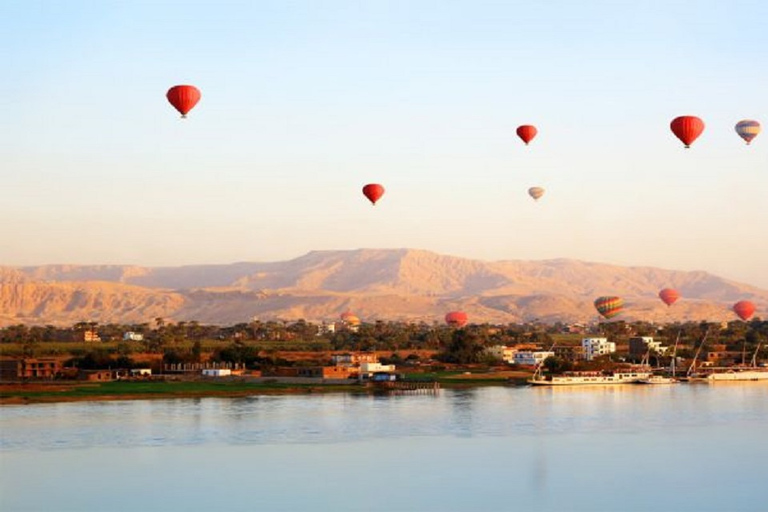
1 383 766 512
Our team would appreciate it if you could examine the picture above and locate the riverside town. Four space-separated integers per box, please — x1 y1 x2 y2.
2 313 766 403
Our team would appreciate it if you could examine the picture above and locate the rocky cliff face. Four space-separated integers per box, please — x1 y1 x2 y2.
1 249 765 326
0 282 186 326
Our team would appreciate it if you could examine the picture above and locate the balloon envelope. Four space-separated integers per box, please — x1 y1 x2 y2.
445 311 468 327
658 288 680 307
516 125 538 145
735 120 761 145
670 116 705 148
340 311 361 325
733 300 756 321
528 187 545 201
362 184 385 205
166 85 201 118
594 296 624 319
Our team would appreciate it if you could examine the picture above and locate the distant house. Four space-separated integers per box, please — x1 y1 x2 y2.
331 353 379 366
202 369 232 377
83 330 101 342
265 366 353 379
581 338 616 361
485 345 517 363
297 366 353 379
513 351 555 366
0 357 62 380
629 336 667 357
123 332 144 341
706 350 741 366
359 362 396 378
130 368 152 377
79 369 117 381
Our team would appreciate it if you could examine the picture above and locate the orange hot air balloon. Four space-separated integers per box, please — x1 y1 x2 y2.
340 311 361 326
445 311 468 327
733 300 756 321
594 296 623 319
516 125 538 145
166 85 201 118
362 184 385 205
528 187 545 201
670 116 705 148
735 119 761 145
658 288 680 307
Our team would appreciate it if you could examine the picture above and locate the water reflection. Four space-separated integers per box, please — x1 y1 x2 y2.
2 385 768 512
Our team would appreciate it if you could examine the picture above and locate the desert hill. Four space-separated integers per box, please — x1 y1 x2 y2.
1 249 765 327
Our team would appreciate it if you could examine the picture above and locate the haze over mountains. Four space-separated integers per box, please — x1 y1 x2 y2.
1 249 765 327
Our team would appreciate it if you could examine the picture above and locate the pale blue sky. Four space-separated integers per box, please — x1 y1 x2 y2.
2 0 767 288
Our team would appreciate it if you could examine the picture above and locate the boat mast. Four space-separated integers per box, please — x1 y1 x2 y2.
686 326 711 378
670 329 681 377
531 341 557 381
750 342 762 368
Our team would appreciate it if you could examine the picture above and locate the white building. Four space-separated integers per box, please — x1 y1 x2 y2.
582 338 616 361
332 353 379 366
130 368 152 377
202 368 232 377
485 345 517 363
319 323 336 335
629 336 667 356
359 362 396 378
513 351 555 366
123 332 144 341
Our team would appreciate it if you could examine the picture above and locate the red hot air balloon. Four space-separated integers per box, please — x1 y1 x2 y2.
362 184 385 205
445 311 468 327
670 116 705 148
733 300 756 321
659 288 680 307
166 85 201 118
594 296 624 319
516 125 538 145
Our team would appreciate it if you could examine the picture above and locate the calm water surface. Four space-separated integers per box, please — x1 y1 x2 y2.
1 383 766 512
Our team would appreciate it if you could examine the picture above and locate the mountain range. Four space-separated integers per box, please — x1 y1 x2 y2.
1 249 765 327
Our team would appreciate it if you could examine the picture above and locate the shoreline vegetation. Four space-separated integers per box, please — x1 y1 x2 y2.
0 371 533 405
3 318 765 405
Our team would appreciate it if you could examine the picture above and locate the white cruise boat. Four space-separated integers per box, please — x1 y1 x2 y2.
701 369 768 382
636 375 679 385
528 370 652 386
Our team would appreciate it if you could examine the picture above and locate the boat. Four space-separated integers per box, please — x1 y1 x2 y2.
692 343 768 382
636 375 679 385
528 370 652 386
699 369 768 382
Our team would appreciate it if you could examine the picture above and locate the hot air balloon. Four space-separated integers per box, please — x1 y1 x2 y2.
516 125 538 145
166 85 201 118
594 296 624 319
445 311 468 327
670 116 705 148
362 184 385 205
528 187 545 201
733 300 756 321
659 288 680 307
340 311 361 326
735 120 761 145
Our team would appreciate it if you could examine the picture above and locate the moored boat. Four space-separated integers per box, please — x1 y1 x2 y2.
636 375 679 385
528 370 652 386
700 369 768 382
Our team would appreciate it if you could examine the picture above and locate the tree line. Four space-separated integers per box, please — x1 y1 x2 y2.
1 318 766 368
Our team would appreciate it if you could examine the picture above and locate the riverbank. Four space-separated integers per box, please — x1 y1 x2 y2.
1 370 531 405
